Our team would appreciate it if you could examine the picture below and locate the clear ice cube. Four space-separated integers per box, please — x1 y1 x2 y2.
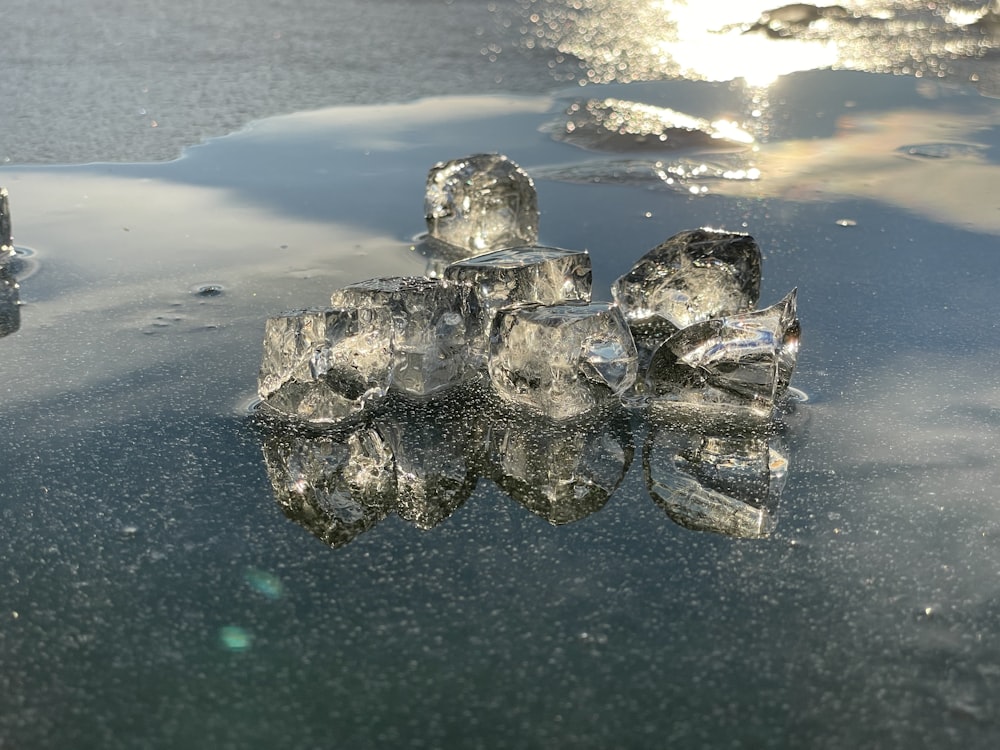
444 245 592 360
484 404 633 524
261 424 395 548
645 290 799 417
644 424 787 538
612 228 762 329
0 187 11 258
330 276 480 397
489 302 638 420
425 153 539 254
258 307 390 424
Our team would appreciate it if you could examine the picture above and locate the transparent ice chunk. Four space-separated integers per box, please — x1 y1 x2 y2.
612 228 761 329
0 187 11 259
489 301 638 420
330 276 480 397
425 153 539 254
258 307 390 424
484 403 633 524
644 423 788 538
261 424 395 548
645 289 800 417
444 245 592 360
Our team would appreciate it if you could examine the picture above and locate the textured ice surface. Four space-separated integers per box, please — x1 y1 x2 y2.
645 289 800 417
0 188 11 258
484 404 633 524
489 301 638 420
644 424 788 538
425 153 539 254
612 228 761 329
444 245 592 357
261 425 395 548
258 307 390 424
330 276 480 397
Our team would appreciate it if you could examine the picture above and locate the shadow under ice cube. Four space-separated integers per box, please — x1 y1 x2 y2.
489 302 638 420
425 153 539 254
612 227 761 330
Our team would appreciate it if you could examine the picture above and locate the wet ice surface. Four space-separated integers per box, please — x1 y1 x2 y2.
5 23 1000 750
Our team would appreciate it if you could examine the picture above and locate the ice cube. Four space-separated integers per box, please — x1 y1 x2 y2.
330 276 481 397
0 187 11 259
644 423 787 538
261 424 395 548
645 289 799 417
425 153 539 254
0 268 19 338
489 301 638 420
484 403 633 524
444 245 592 360
258 307 390 424
612 228 761 329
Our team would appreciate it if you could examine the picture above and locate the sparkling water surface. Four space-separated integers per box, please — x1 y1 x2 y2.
3 1 1000 748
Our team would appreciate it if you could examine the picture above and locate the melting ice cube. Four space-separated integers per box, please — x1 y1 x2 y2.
489 301 638 420
425 153 539 254
645 289 800 417
258 307 390 424
0 268 19 338
330 276 480 397
444 245 592 359
612 228 761 330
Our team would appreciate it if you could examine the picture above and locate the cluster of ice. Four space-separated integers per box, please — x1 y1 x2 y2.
255 153 803 538
258 153 799 425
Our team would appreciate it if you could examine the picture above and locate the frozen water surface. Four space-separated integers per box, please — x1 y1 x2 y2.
5 1 1000 748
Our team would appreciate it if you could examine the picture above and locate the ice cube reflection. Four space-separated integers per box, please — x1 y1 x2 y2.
484 400 634 525
0 267 19 338
644 418 790 538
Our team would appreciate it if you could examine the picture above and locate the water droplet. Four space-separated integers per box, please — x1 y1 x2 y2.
192 283 224 297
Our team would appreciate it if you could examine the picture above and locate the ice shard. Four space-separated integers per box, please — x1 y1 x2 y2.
444 245 592 360
261 424 395 548
425 153 539 254
644 423 788 538
258 307 390 424
330 276 481 397
645 289 800 418
488 301 638 420
612 228 761 330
